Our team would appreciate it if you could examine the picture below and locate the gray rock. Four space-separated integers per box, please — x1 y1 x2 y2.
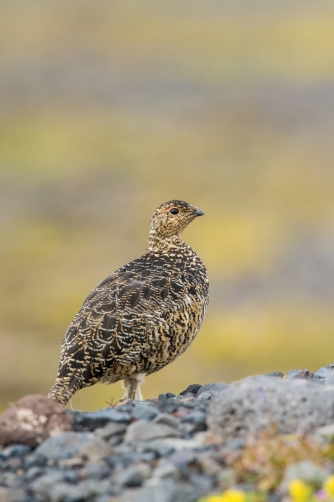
207 376 334 439
325 376 334 385
313 367 333 379
119 479 192 502
196 392 215 401
79 439 113 462
180 411 206 425
26 466 44 481
95 422 127 440
30 471 65 496
0 487 25 502
83 463 110 480
116 463 151 487
197 384 229 396
265 372 285 378
125 420 180 443
35 432 104 460
44 480 112 502
179 384 202 396
286 369 319 381
72 408 130 430
140 438 202 455
154 413 180 429
152 460 181 480
1 445 31 458
132 404 159 421
281 461 329 491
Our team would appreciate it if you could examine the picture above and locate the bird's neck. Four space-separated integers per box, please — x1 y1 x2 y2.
148 232 184 254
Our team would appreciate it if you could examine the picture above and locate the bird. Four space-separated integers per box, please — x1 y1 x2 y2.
48 200 209 406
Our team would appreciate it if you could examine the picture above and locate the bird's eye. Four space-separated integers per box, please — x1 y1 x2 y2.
169 208 179 215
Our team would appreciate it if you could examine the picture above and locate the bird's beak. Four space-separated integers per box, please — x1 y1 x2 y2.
194 208 204 217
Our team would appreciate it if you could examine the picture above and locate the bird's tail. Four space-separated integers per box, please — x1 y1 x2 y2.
48 374 82 407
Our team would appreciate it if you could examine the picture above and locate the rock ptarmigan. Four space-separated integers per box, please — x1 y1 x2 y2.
48 200 209 405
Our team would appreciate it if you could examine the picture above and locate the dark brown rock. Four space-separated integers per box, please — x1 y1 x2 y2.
0 394 72 447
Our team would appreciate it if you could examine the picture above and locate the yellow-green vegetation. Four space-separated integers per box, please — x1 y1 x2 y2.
199 468 334 502
222 431 334 492
198 431 334 501
1 1 334 411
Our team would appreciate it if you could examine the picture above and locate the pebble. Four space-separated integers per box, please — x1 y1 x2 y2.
95 422 127 440
2 372 334 501
196 383 229 396
35 432 104 460
116 463 151 487
124 420 180 443
153 413 179 429
132 404 159 421
179 384 202 396
72 408 131 430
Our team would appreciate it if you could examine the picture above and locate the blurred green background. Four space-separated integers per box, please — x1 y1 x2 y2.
1 0 334 411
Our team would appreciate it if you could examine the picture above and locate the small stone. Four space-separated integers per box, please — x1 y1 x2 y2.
325 376 334 386
118 479 179 502
196 391 214 401
72 408 131 430
193 431 222 446
63 470 80 484
207 376 334 439
313 367 333 379
197 384 229 396
151 399 181 414
25 466 44 481
287 369 314 379
95 422 127 440
281 461 329 491
24 453 47 468
0 487 18 502
140 438 201 455
83 463 110 480
180 411 206 425
188 473 213 491
197 453 224 477
326 363 334 371
153 413 179 429
152 460 180 480
170 450 197 470
59 456 84 469
265 372 285 378
165 393 177 399
179 384 202 396
35 432 103 460
1 445 31 458
79 440 113 462
132 405 159 421
124 420 180 443
0 395 72 447
30 471 65 496
158 394 168 401
117 463 150 487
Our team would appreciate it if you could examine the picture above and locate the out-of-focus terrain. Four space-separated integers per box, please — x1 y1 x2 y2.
1 0 334 411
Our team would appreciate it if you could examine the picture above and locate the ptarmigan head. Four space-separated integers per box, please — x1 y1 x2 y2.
149 200 204 249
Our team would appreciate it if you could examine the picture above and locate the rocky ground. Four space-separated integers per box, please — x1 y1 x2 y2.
2 367 334 502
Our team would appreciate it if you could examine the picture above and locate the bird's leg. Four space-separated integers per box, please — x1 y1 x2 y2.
121 374 145 401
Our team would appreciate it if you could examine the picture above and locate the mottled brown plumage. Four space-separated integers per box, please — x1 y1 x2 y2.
48 200 209 405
